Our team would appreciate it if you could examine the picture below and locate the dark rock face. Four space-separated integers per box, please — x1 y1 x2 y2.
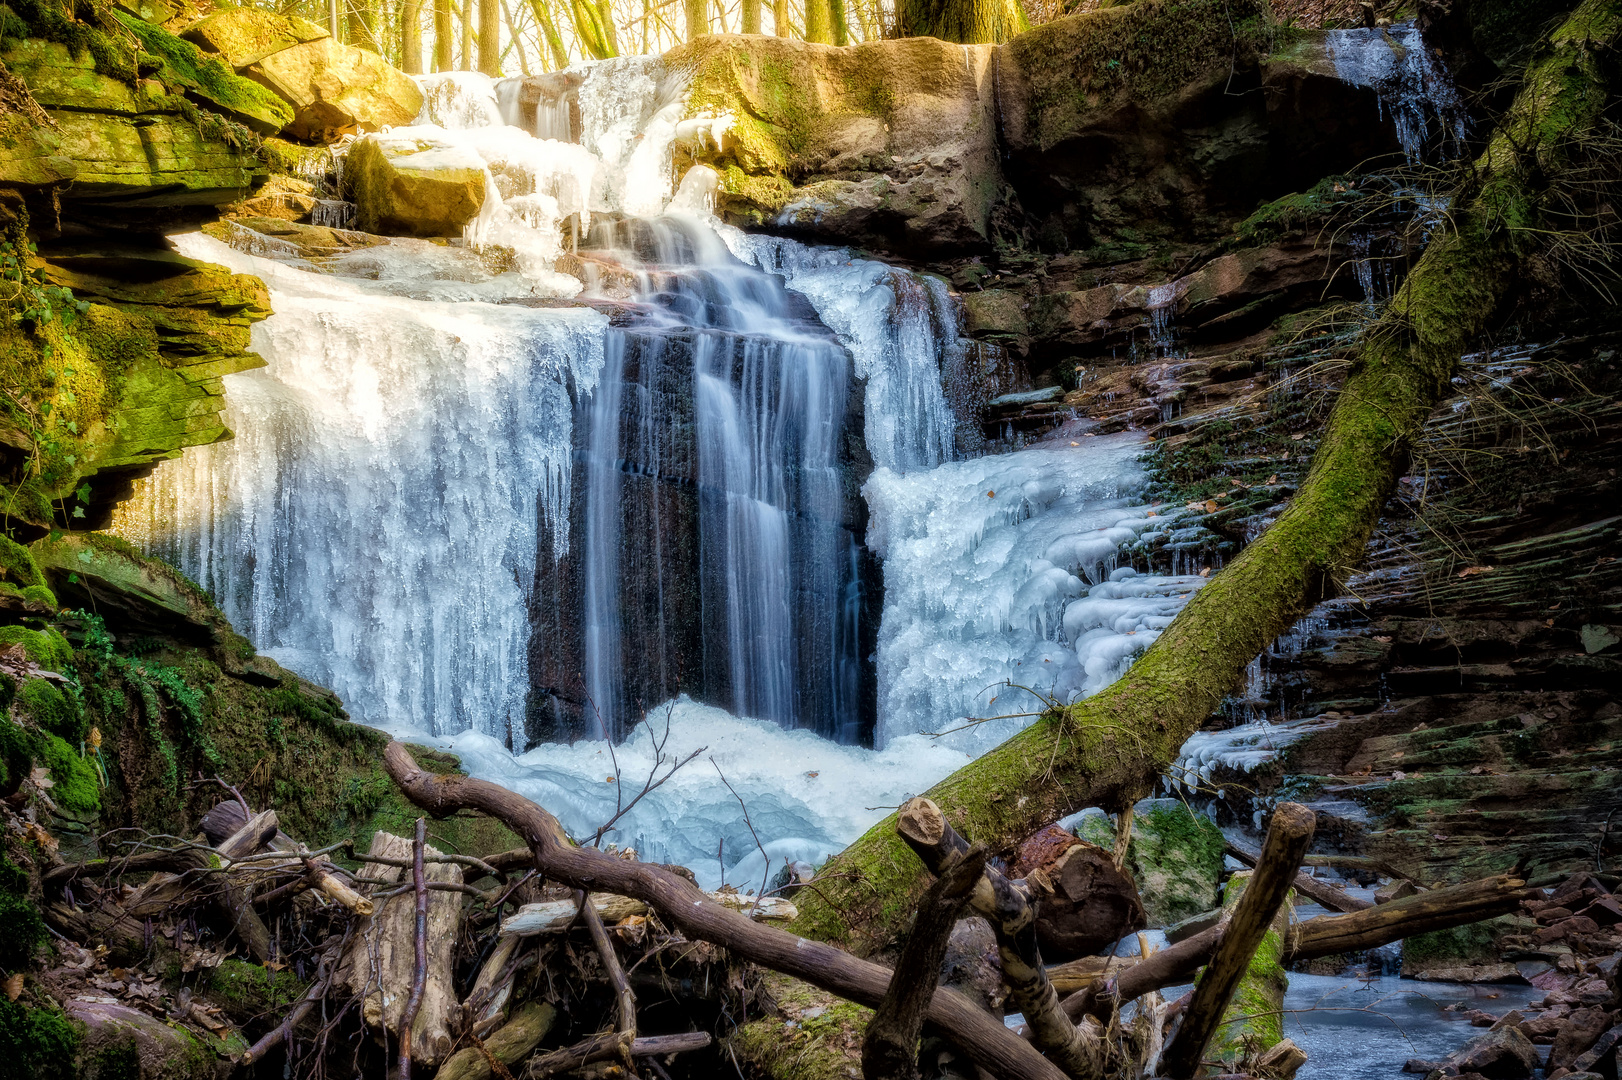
1444 1028 1539 1080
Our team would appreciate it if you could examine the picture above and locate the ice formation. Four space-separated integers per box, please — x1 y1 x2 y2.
113 234 605 738
864 436 1206 748
1326 22 1469 163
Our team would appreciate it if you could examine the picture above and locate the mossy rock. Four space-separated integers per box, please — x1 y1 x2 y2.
47 110 266 206
1079 799 1224 925
243 36 423 143
33 533 222 645
202 958 306 1025
0 997 80 1080
112 10 294 136
346 134 486 237
725 972 870 1080
0 625 72 670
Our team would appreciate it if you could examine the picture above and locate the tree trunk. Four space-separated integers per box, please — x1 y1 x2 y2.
528 0 571 69
350 0 381 52
403 0 425 72
895 0 1027 43
773 0 789 35
830 0 849 44
435 0 455 69
804 0 832 41
684 0 708 39
741 0 761 33
461 0 474 69
480 0 501 74
789 0 1622 956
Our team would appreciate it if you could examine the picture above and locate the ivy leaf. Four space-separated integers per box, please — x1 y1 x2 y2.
71 506 85 519
75 484 91 503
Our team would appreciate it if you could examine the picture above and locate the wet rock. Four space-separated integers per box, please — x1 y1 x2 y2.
245 36 423 143
1077 799 1224 925
229 175 318 222
1446 1027 1538 1080
1539 917 1602 944
346 132 486 237
1549 1007 1614 1073
1567 1023 1622 1076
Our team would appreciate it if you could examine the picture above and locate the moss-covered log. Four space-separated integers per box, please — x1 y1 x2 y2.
790 0 1622 953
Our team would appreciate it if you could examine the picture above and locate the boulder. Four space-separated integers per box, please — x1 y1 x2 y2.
67 999 224 1079
346 131 486 237
228 174 318 222
182 7 330 69
111 10 295 135
1077 799 1224 925
1447 1028 1539 1080
672 34 1014 255
1549 1008 1614 1073
245 37 424 143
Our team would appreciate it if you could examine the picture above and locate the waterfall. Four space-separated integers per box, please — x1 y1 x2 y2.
112 237 605 740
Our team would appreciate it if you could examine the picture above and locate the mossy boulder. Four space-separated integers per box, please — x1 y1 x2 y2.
1079 799 1224 925
68 999 224 1079
346 132 486 237
244 36 423 143
0 244 270 534
671 34 1012 255
32 533 222 644
182 7 330 70
111 10 295 136
725 973 869 1080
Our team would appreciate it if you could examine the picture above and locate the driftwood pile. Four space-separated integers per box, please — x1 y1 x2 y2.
22 744 1579 1080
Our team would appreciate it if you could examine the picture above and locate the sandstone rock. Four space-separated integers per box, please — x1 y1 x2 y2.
111 11 295 135
1549 1007 1613 1072
1538 917 1601 944
1378 878 1421 903
245 37 424 143
1447 1027 1538 1080
961 289 1029 342
183 7 330 69
347 131 486 237
672 34 1013 255
229 175 318 222
49 110 266 207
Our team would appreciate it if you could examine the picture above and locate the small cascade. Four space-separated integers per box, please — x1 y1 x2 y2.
1326 22 1469 163
1146 279 1185 360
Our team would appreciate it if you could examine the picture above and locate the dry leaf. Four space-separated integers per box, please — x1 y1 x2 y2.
1203 500 1219 513
1199 567 1211 578
1291 432 1307 441
3 973 22 1001
1266 474 1278 485
986 490 995 498
1457 565 1495 578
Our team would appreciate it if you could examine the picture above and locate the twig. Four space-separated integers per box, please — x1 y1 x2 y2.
526 1032 712 1079
240 931 348 1064
711 758 772 904
579 889 637 1067
398 817 429 1079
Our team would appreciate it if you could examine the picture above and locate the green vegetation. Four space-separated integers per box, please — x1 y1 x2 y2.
0 998 79 1080
1080 801 1224 923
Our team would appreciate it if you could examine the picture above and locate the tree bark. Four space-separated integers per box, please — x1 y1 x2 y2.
804 0 832 41
790 0 1622 955
862 843 987 1080
895 798 1106 1078
479 0 501 74
741 0 762 33
437 1000 557 1080
381 740 1070 1080
773 0 790 35
830 0 849 44
684 0 708 39
527 0 571 69
403 0 425 72
435 0 456 69
895 0 1027 42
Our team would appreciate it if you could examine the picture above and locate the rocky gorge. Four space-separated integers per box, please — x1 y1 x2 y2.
0 0 1615 1077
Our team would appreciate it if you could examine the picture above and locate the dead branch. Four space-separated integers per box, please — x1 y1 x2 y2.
1160 802 1315 1078
439 1000 558 1080
895 797 1105 1079
1224 839 1372 913
863 842 987 1080
381 740 1069 1080
580 888 637 1066
241 933 348 1065
525 1031 712 1079
399 817 431 1080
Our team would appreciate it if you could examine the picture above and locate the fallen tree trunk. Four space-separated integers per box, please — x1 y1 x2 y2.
381 740 1070 1080
1225 839 1372 913
437 1000 557 1080
786 0 1622 955
1052 873 1536 1012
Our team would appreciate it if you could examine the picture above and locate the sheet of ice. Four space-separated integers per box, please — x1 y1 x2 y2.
112 234 605 738
864 435 1204 747
1164 716 1340 812
404 695 974 890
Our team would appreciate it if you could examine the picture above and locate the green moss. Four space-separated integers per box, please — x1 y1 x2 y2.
110 10 291 136
1403 920 1503 964
727 974 869 1080
1229 175 1367 249
0 627 71 672
0 537 46 592
205 958 305 1021
0 0 137 82
84 1041 140 1080
1080 801 1224 924
17 679 83 743
0 997 80 1080
36 732 98 814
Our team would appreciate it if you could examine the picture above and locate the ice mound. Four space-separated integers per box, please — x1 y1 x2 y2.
407 696 974 890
